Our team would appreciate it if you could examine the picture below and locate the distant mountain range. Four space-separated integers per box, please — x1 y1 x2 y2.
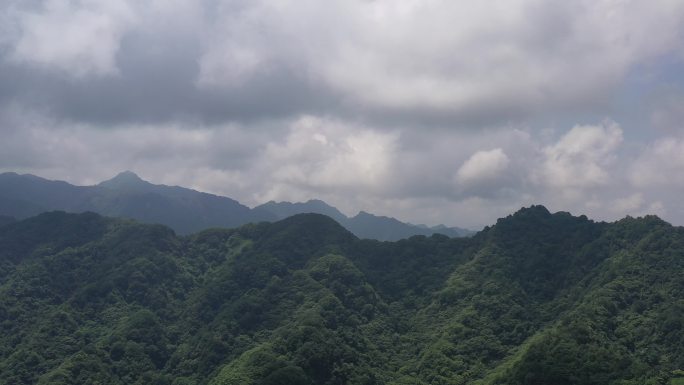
255 200 474 239
0 171 274 235
0 171 474 240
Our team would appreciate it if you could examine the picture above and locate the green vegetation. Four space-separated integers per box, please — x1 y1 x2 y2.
1 207 683 384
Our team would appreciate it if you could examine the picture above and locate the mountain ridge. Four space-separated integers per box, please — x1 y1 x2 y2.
255 199 474 240
0 171 474 240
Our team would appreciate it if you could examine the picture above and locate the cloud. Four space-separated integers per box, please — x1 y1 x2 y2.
1 0 684 125
611 193 644 213
631 137 684 187
456 148 510 187
0 102 680 228
196 1 271 87
538 120 623 189
195 0 684 124
9 0 136 77
0 104 265 185
255 116 398 202
650 91 684 133
1 1 684 229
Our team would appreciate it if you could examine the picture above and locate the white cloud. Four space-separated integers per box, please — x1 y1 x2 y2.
608 193 667 219
456 148 510 186
611 193 644 213
631 137 684 187
9 0 136 77
256 116 398 202
193 0 684 120
539 120 623 189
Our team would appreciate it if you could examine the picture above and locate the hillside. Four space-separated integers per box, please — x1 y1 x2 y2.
0 207 683 384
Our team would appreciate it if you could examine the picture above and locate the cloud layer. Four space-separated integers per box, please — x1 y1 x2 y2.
1 0 684 228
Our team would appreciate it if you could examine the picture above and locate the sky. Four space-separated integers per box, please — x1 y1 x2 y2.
1 0 684 229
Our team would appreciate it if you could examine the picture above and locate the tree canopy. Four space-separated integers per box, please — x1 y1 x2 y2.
1 208 683 384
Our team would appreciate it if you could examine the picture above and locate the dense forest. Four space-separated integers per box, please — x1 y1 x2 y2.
1 206 683 384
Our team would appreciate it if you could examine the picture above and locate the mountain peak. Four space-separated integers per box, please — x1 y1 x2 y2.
99 171 150 190
114 170 142 180
304 199 328 205
254 199 348 223
497 205 551 223
514 204 551 216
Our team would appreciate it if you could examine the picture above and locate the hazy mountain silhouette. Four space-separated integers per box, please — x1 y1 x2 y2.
256 200 474 240
0 171 274 234
0 171 473 239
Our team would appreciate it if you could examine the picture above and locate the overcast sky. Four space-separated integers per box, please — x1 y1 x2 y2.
2 0 684 229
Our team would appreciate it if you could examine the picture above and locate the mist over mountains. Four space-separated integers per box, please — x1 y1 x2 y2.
0 171 473 240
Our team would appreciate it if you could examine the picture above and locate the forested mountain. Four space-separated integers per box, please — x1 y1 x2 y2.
0 172 472 240
1 206 683 385
256 200 474 240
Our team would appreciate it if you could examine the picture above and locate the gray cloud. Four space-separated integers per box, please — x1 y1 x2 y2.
0 107 668 228
3 0 684 127
1 0 684 228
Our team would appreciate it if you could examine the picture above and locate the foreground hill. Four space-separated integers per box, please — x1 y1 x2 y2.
0 207 683 384
0 172 473 240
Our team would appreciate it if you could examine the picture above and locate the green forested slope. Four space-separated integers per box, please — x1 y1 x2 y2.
0 207 683 384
